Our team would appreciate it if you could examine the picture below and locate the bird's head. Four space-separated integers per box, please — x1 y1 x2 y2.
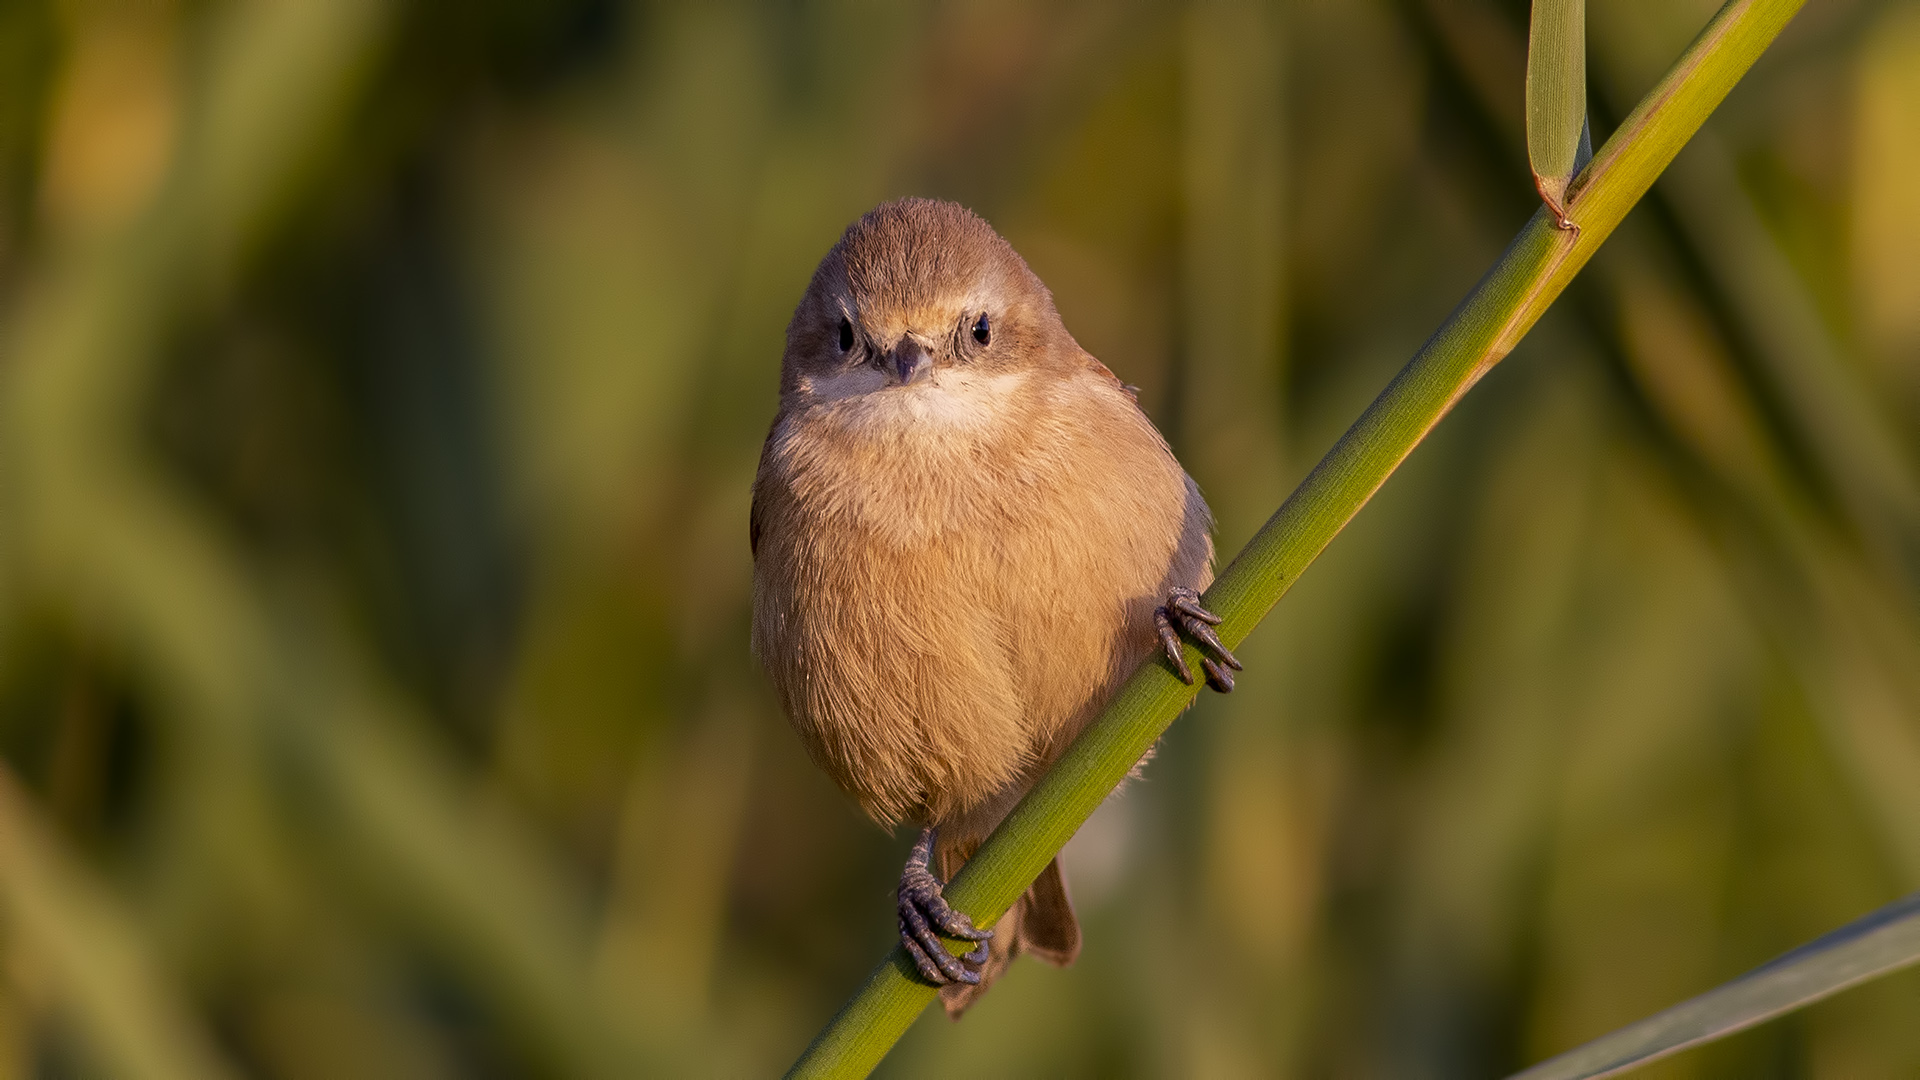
780 198 1072 410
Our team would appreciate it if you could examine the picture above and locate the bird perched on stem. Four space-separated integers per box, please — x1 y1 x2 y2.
751 198 1237 1015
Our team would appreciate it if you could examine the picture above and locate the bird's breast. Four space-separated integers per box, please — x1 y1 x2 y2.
752 370 1212 827
770 369 1049 547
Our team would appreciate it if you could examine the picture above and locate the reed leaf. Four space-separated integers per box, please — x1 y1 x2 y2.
785 0 1806 1075
1527 0 1588 222
1509 893 1920 1079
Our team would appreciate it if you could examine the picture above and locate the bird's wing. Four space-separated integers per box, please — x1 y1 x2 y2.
750 414 784 560
749 486 763 559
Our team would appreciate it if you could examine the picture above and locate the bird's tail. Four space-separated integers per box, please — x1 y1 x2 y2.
936 856 1081 1018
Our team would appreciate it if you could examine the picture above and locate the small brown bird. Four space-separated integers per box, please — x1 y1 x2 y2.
751 198 1237 1014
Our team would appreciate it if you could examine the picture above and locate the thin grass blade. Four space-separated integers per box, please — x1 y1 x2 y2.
1509 892 1920 1079
1527 0 1587 220
0 769 240 1080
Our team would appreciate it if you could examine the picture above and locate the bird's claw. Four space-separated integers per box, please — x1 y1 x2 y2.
1155 586 1242 693
897 828 992 985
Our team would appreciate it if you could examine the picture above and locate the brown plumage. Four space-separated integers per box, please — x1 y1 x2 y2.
750 198 1234 1015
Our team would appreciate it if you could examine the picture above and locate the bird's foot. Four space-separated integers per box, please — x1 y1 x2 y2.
898 827 991 985
1155 586 1243 692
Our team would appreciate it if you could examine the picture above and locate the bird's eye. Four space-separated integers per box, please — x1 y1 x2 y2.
838 317 854 352
973 313 991 346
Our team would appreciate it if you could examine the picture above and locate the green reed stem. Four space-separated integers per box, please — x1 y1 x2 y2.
787 0 1805 1074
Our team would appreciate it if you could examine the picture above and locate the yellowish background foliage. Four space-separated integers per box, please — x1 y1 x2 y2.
0 0 1915 1075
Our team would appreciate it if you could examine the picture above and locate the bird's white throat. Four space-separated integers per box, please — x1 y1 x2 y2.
802 366 1031 436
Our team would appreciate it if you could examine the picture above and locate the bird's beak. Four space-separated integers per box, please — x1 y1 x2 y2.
890 339 933 385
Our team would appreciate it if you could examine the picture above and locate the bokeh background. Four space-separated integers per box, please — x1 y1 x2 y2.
0 0 1916 1075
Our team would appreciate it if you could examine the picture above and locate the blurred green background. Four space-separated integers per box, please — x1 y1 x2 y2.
0 0 1916 1076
